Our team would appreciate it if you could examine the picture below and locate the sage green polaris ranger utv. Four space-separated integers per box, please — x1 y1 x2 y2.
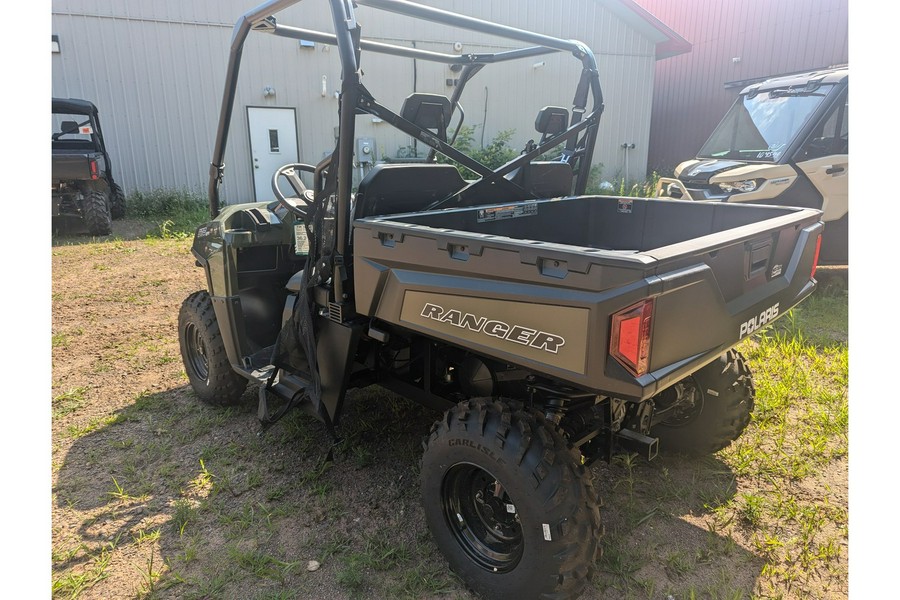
657 67 848 265
178 2 824 598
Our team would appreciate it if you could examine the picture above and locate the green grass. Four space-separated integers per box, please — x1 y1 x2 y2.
65 413 127 439
388 562 456 599
53 387 88 418
52 547 113 599
334 534 449 598
171 498 199 536
184 569 238 600
107 477 149 504
728 291 849 481
594 278 848 599
126 188 208 239
718 283 848 590
132 528 161 546
228 546 299 582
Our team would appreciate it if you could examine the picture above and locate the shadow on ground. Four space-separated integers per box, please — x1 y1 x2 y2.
53 380 763 599
52 215 156 246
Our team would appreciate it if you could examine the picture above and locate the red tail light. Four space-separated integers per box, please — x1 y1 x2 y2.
610 299 654 377
811 234 822 279
89 159 99 180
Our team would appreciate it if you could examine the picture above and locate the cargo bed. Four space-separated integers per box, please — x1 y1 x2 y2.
353 194 822 400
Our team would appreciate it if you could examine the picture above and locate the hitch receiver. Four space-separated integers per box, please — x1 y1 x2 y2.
615 428 659 461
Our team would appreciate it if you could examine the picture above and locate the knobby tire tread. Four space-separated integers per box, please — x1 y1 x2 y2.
83 189 112 236
179 290 247 406
422 398 602 600
653 349 756 455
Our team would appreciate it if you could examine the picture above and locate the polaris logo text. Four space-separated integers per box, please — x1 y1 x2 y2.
739 303 779 338
420 303 566 354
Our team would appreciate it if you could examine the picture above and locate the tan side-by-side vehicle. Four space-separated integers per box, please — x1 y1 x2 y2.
657 67 848 265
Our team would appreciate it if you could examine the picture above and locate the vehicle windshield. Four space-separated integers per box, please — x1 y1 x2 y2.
698 83 835 162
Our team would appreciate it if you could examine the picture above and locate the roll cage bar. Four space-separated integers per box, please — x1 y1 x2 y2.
209 0 604 262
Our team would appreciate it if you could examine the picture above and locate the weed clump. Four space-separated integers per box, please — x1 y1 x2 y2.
127 189 208 239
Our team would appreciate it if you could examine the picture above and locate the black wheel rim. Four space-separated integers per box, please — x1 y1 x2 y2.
183 323 209 382
442 463 523 573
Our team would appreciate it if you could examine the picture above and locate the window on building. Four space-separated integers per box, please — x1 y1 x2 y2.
268 129 280 153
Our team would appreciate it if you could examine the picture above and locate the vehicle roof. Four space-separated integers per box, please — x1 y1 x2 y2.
52 97 99 115
741 66 848 95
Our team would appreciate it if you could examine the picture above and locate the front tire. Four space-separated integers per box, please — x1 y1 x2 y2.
421 398 601 600
178 291 248 406
82 189 112 236
651 350 755 454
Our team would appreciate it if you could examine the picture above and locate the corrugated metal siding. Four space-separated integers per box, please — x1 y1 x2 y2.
636 0 848 174
51 4 340 201
52 0 659 203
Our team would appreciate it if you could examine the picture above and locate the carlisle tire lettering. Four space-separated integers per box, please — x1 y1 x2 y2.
448 438 503 463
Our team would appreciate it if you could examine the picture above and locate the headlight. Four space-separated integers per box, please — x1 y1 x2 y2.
718 179 759 193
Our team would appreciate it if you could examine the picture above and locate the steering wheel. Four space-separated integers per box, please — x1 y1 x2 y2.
272 163 317 217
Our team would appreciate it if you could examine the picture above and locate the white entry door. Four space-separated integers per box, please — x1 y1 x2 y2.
247 107 299 202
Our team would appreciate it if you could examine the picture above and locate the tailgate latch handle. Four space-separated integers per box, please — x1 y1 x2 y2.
746 240 771 279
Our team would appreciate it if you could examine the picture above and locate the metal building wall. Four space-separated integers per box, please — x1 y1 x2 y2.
51 0 659 203
636 0 848 174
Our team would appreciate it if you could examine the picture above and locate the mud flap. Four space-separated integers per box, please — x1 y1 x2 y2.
314 317 364 425
259 289 362 432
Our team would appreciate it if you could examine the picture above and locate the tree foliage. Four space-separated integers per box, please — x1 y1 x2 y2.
439 126 519 180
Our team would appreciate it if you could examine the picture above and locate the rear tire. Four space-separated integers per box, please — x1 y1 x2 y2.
421 398 601 600
178 291 248 406
651 350 755 454
82 189 112 236
110 183 126 220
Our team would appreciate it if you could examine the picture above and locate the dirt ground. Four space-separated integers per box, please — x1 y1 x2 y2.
50 219 848 599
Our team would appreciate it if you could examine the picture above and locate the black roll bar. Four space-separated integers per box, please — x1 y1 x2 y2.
208 0 301 219
270 23 565 65
207 0 604 221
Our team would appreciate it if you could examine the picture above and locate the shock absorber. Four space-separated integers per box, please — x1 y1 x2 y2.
528 380 601 439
